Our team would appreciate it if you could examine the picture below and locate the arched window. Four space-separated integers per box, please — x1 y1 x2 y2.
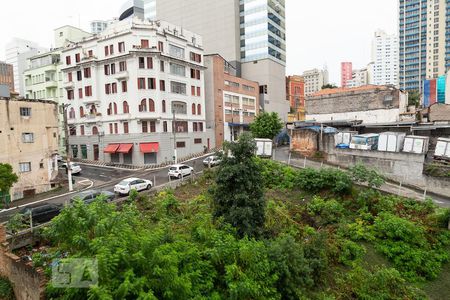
123 101 129 114
108 103 112 115
197 104 201 115
69 107 75 119
140 98 147 112
92 126 99 135
90 105 97 115
149 99 155 112
79 106 84 118
162 100 166 113
113 102 118 114
192 103 196 115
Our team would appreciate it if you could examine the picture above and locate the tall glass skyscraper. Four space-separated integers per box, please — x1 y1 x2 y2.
240 0 286 65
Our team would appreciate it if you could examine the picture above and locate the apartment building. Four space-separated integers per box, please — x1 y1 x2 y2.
285 75 305 121
302 68 329 96
341 62 353 88
204 54 259 147
371 30 399 87
62 18 211 166
347 68 370 88
0 97 59 201
0 62 14 92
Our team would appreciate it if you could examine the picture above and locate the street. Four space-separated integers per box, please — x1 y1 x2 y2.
0 156 210 223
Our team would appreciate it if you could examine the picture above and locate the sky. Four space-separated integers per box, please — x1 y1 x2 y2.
0 0 397 84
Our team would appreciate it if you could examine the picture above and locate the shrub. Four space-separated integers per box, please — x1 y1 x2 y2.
337 240 366 266
307 196 346 226
0 277 14 300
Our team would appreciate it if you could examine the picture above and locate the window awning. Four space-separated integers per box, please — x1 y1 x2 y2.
140 142 159 153
117 143 133 153
104 144 120 154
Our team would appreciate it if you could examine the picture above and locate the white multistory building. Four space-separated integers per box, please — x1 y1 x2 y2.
347 68 370 88
371 30 399 87
302 68 329 96
62 18 212 166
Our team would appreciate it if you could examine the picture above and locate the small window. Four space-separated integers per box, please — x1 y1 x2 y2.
22 133 34 143
194 138 202 144
20 107 32 117
19 162 31 173
176 141 186 148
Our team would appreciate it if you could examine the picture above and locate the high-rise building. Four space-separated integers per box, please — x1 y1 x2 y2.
341 62 353 88
90 20 112 34
132 0 289 120
0 62 14 92
5 38 46 96
398 0 450 92
61 18 212 165
303 68 329 96
371 30 399 87
347 68 369 88
119 0 145 20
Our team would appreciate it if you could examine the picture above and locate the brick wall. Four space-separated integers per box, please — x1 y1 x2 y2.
429 103 450 122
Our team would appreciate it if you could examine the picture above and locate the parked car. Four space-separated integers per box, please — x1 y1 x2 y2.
114 178 152 195
61 162 82 175
203 156 221 167
168 164 194 179
70 190 115 205
19 203 63 225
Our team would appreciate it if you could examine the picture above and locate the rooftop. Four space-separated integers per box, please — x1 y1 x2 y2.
310 85 396 97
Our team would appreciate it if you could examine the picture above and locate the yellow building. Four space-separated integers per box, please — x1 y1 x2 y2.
0 97 59 201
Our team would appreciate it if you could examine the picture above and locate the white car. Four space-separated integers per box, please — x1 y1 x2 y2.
61 162 82 175
114 178 153 195
203 156 221 167
168 164 194 179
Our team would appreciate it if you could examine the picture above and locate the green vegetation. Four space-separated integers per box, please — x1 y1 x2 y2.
249 112 283 140
408 90 421 107
0 163 18 209
321 84 338 90
0 277 14 300
34 155 450 299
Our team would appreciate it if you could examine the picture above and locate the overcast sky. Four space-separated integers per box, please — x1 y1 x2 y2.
0 0 397 84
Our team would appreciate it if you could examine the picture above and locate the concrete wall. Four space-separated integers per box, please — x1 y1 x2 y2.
429 103 450 122
307 108 401 124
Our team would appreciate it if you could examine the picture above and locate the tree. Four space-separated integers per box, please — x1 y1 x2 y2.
0 163 18 208
321 84 338 90
250 112 283 140
408 90 420 107
212 133 266 238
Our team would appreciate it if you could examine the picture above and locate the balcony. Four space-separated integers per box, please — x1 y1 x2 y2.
45 78 58 88
114 71 129 81
83 97 101 105
63 81 74 89
84 113 102 123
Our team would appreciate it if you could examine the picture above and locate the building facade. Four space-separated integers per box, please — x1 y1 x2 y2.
90 20 111 34
0 97 59 201
340 62 353 88
137 0 289 120
285 75 305 120
303 68 329 96
305 85 408 124
347 68 370 88
62 18 211 166
5 38 46 96
371 30 399 87
0 62 14 92
204 54 259 148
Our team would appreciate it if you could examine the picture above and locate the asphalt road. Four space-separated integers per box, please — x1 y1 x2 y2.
0 156 210 223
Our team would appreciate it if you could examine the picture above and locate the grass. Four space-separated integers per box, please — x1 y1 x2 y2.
422 252 450 300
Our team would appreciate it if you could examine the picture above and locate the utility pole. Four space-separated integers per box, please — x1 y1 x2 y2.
172 109 177 164
62 104 73 191
230 101 234 142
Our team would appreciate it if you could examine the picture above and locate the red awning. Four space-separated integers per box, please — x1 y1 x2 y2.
104 144 120 154
140 142 159 153
117 143 133 153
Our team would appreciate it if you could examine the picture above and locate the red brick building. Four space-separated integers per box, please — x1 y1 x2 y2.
286 75 305 120
0 62 14 92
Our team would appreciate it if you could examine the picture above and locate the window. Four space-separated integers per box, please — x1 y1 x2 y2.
192 103 196 114
197 104 201 115
67 90 74 100
109 45 114 55
149 121 156 132
191 85 196 96
118 42 125 52
65 56 71 65
124 122 129 134
193 122 198 132
79 106 84 117
139 57 145 69
169 44 185 59
141 39 149 48
139 99 147 112
70 127 76 136
172 101 187 114
104 64 110 75
142 121 148 133
110 63 116 74
22 133 34 143
162 100 166 113
225 80 239 88
160 80 165 91
174 121 188 132
92 126 99 135
149 99 155 112
77 70 82 81
75 53 81 63
80 125 85 136
85 86 93 97
160 60 165 72
170 63 185 76
19 162 31 173
89 105 97 115
199 122 203 131
138 78 146 89
108 103 113 115
176 141 186 148
259 85 268 94
114 123 118 134
121 81 128 92
163 121 168 132
109 123 113 134
147 57 153 69
170 81 186 94
105 84 111 94
194 138 202 144
104 46 109 56
84 67 91 78
113 102 118 114
158 41 164 52
196 70 200 80
88 50 93 57
148 78 156 89
68 72 73 82
123 101 129 113
112 82 118 94
190 52 202 63
119 61 127 71
197 87 201 97
20 107 31 117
